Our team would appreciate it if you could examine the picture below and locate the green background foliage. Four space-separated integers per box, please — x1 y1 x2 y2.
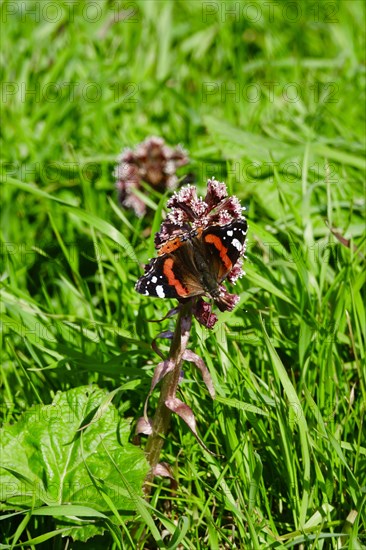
1 0 365 548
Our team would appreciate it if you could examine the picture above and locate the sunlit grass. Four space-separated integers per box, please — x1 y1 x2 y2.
1 0 365 548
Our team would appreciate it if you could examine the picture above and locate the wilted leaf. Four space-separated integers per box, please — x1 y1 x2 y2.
136 417 153 435
182 350 215 398
165 397 214 455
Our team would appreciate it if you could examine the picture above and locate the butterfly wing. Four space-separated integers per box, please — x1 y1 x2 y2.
135 244 205 299
202 219 247 282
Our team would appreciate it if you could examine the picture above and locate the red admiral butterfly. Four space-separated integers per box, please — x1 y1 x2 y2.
135 219 247 308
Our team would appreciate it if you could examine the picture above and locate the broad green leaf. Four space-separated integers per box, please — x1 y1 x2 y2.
0 386 149 541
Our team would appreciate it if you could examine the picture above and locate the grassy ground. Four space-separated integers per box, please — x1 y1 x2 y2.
1 0 365 548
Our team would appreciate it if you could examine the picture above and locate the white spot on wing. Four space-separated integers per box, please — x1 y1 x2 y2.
151 276 157 283
156 285 165 298
227 230 233 236
232 238 242 251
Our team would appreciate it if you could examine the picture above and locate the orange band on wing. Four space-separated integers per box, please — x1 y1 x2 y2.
204 234 232 270
163 258 189 296
158 237 183 256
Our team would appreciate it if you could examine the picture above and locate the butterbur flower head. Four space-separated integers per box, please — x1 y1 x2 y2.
165 179 243 230
193 299 218 329
115 136 189 217
136 178 248 327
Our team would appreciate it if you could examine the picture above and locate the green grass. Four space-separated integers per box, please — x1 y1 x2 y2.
1 0 365 548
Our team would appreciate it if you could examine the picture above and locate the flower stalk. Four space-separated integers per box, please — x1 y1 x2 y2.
135 178 248 496
143 302 192 495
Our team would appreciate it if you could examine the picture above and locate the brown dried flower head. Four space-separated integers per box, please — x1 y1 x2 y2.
114 136 188 216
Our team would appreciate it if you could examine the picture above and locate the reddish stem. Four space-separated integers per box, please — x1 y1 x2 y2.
143 302 192 496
